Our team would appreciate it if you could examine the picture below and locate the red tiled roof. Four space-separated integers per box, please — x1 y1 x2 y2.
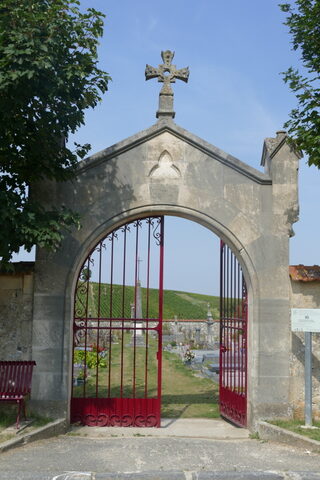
289 265 320 282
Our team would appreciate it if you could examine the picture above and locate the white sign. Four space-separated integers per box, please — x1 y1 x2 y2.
291 309 320 332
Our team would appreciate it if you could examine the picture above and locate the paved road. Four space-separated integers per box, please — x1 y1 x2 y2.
0 434 320 480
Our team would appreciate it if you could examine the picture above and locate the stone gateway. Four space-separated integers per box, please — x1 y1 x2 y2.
1 51 307 429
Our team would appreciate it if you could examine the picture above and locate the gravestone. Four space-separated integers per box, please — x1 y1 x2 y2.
130 273 145 347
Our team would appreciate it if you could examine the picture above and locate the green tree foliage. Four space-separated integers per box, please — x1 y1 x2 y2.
280 1 320 167
0 0 110 264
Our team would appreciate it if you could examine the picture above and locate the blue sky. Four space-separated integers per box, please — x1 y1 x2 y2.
14 0 319 295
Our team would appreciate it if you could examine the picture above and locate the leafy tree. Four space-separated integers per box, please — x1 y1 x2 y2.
280 1 320 167
0 0 110 265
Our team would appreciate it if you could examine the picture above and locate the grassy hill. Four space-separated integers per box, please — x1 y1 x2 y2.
75 282 220 320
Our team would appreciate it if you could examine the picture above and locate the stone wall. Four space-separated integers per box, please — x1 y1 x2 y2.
290 274 320 420
163 319 220 346
0 262 34 360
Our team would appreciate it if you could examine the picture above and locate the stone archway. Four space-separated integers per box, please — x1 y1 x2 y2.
68 211 252 427
30 95 299 428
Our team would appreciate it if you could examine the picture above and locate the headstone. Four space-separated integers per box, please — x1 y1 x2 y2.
207 303 215 348
130 265 145 346
195 327 201 344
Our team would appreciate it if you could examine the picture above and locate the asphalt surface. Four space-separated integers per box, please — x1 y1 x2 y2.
1 434 320 480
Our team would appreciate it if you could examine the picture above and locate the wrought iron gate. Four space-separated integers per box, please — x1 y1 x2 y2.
219 241 248 427
71 216 164 427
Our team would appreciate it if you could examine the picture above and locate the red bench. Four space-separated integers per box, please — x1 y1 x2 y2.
0 361 36 428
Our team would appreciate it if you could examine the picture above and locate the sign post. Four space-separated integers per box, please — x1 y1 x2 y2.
291 309 320 428
304 331 312 427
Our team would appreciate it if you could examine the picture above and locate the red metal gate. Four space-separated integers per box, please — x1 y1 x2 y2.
219 241 248 427
71 216 164 427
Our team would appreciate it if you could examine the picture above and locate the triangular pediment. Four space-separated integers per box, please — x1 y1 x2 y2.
77 120 271 185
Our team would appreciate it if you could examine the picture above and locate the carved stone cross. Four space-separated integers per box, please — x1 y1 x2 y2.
145 50 189 119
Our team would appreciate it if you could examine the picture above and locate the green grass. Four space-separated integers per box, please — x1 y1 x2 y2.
73 338 219 419
0 404 52 434
0 405 17 430
270 419 320 442
73 333 158 398
76 282 220 320
161 351 219 418
73 281 222 419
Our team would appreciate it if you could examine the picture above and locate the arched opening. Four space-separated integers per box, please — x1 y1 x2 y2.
70 215 248 427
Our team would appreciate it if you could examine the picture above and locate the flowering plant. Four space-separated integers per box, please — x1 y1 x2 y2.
184 349 195 362
74 345 107 369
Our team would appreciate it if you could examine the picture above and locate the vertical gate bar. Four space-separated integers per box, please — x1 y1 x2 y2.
240 273 243 395
224 242 226 388
228 248 233 391
223 246 228 386
231 251 234 391
234 255 237 393
235 255 237 392
120 226 128 398
246 280 248 399
232 250 235 391
83 257 91 398
96 242 103 397
133 220 140 399
241 263 243 395
238 253 242 399
219 240 224 389
230 248 233 390
244 273 246 396
239 269 243 395
240 274 243 395
224 244 227 388
232 250 234 389
157 217 164 410
232 251 235 391
243 278 248 402
71 275 78 399
224 244 226 388
145 218 152 398
229 247 232 390
241 267 244 396
226 246 230 390
237 261 240 394
234 255 240 392
108 233 114 398
222 241 225 387
241 273 244 395
228 248 231 390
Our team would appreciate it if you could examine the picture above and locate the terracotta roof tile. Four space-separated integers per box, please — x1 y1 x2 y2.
289 265 320 282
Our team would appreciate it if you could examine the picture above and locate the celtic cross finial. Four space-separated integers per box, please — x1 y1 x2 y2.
145 50 189 119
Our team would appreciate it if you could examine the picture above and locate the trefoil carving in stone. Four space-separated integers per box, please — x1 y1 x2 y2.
149 150 181 178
